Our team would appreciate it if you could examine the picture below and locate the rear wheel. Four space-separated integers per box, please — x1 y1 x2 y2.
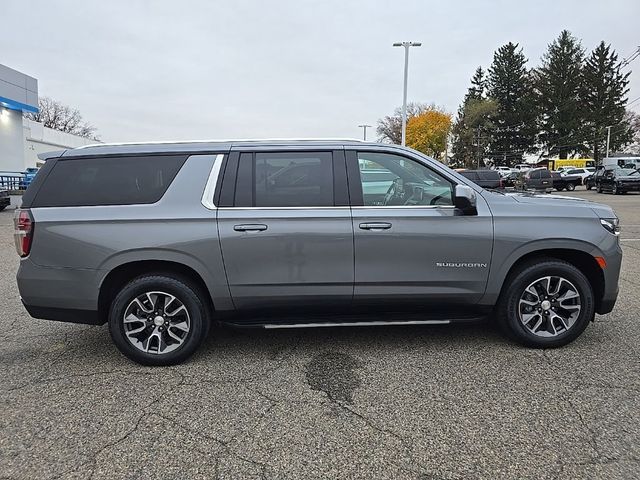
596 184 602 193
612 184 620 195
496 259 594 348
108 275 208 366
586 183 592 191
565 183 575 191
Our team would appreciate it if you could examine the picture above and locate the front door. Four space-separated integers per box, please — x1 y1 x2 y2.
217 149 354 311
347 149 493 307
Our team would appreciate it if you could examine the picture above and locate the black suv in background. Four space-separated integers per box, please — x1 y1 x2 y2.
514 168 553 192
458 169 502 189
596 167 640 194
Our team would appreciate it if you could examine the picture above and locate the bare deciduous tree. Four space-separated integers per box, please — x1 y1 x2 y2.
376 102 433 144
25 97 99 140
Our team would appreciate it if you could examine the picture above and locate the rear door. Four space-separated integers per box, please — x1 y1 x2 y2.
539 169 552 189
346 148 493 307
217 148 354 311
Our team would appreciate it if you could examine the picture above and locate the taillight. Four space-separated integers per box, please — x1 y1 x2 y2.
14 209 34 257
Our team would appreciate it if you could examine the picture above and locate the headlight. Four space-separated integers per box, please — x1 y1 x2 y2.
600 218 620 235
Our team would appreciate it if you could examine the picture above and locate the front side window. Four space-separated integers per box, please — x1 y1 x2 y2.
236 152 334 207
356 152 453 206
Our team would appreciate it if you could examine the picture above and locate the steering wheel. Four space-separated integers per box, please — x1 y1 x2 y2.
383 178 404 206
429 191 448 206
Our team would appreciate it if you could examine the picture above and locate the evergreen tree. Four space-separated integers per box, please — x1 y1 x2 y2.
487 42 537 166
451 67 496 167
581 42 632 161
467 66 486 101
535 30 584 159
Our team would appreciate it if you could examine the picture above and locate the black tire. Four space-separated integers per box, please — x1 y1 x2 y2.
108 275 209 366
586 183 592 191
596 184 602 193
496 258 594 348
612 184 619 195
555 186 564 191
565 183 575 191
0 206 6 212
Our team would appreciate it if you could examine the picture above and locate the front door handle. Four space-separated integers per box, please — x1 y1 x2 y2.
234 224 268 232
359 222 392 230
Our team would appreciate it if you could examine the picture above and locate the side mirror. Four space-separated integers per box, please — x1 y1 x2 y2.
454 184 477 216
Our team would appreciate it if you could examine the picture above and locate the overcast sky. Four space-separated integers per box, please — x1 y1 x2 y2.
3 0 639 143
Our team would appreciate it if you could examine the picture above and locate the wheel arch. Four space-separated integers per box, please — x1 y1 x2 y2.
98 260 215 324
496 248 604 312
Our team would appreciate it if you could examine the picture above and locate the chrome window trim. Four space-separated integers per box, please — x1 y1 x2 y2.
217 206 351 211
216 205 455 211
352 205 456 210
201 154 224 210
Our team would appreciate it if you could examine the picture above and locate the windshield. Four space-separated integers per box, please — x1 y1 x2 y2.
620 168 640 176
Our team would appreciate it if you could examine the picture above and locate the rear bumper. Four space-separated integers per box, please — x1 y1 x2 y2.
17 258 104 324
22 302 103 325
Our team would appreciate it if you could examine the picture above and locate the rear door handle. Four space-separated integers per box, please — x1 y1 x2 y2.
234 224 268 232
359 222 392 230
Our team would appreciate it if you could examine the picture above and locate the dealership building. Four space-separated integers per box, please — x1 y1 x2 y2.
0 64 96 173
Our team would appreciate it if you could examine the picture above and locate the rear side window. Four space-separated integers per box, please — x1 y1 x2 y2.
540 170 551 178
33 155 187 207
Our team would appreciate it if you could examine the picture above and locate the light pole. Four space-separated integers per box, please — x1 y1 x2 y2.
393 41 421 146
605 125 612 159
358 124 372 141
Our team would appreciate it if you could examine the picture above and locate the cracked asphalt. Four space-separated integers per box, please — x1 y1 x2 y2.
1 189 639 479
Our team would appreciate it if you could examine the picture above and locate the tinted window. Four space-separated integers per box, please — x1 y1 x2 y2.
253 152 334 207
567 169 581 174
356 152 453 206
529 170 541 179
33 155 187 207
460 171 479 181
477 170 500 180
540 170 551 178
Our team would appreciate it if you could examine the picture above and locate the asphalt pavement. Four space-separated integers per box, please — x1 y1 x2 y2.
0 189 638 479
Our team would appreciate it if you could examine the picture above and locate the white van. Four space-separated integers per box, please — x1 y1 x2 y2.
602 156 640 169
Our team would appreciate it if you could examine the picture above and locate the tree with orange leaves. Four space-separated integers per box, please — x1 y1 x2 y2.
406 107 452 160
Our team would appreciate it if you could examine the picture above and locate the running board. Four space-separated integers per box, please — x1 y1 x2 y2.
263 319 452 329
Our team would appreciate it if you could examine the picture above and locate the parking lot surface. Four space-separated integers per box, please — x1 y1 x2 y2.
1 189 639 479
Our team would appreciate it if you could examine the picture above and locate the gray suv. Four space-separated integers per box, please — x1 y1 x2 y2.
15 140 622 365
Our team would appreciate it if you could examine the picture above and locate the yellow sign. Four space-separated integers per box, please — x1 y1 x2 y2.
548 158 595 170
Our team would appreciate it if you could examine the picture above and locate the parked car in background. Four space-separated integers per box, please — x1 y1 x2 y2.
502 171 519 188
0 189 9 211
19 168 39 189
585 168 605 190
561 168 592 183
15 140 622 365
495 166 512 177
596 167 640 194
550 171 582 191
458 169 503 189
515 168 553 192
513 164 532 173
556 166 579 175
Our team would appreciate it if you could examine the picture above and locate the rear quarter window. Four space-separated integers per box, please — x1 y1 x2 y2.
32 155 188 207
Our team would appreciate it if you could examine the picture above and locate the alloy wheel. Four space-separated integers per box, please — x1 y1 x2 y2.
518 276 581 337
122 291 191 354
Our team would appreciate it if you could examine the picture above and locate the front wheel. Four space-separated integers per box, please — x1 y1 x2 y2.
612 184 620 195
586 183 592 191
565 183 575 191
496 259 594 348
108 275 209 366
